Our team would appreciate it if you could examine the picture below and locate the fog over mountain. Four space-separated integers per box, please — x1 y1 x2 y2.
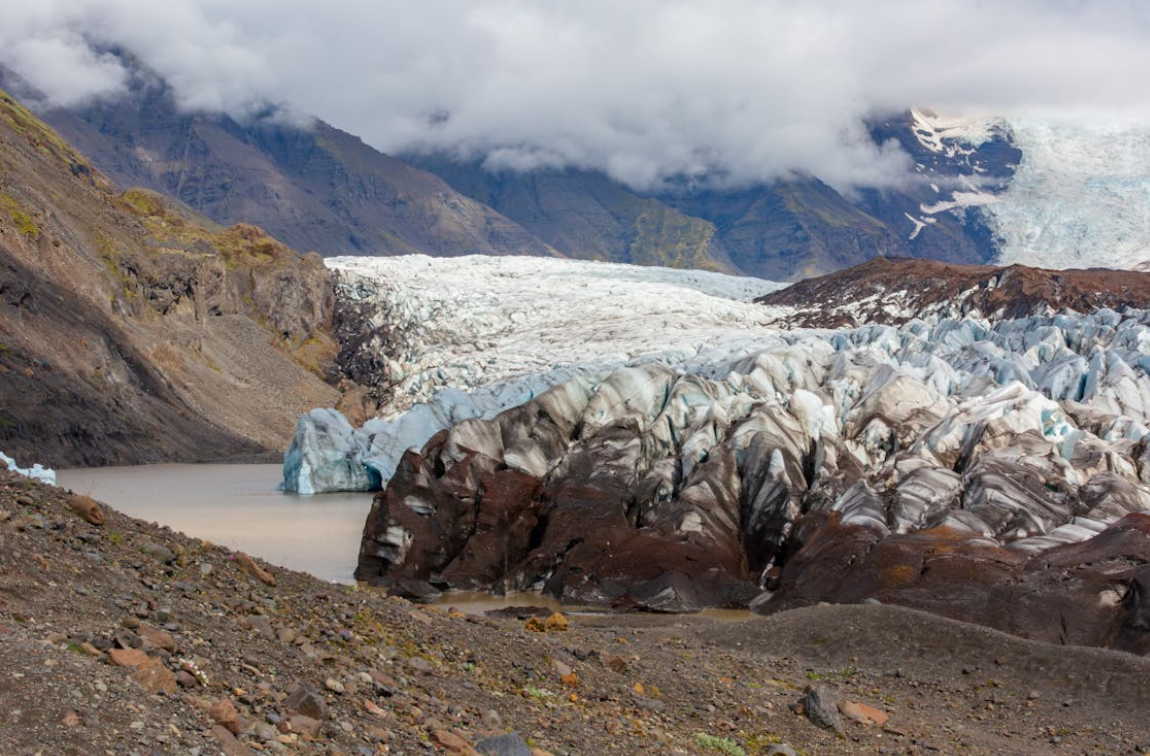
3 0 1149 193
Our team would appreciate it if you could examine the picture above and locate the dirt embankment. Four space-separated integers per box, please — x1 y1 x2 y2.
3 470 1150 756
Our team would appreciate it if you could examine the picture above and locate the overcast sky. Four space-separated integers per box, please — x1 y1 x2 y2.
2 0 1149 191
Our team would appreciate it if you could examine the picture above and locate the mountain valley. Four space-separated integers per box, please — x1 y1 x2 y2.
3 22 1150 756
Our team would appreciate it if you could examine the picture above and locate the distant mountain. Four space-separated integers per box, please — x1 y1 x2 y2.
4 52 1026 278
0 86 345 466
0 60 557 260
411 109 1021 280
409 156 736 272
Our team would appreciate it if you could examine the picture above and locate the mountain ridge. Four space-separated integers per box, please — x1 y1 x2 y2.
0 85 345 466
756 256 1150 328
0 60 560 261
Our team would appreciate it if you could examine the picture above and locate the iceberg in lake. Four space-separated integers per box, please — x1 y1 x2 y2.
2 450 56 486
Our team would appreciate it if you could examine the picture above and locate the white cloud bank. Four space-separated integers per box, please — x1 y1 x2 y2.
2 0 1149 191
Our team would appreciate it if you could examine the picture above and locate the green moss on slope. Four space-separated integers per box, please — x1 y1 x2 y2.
627 202 720 271
0 89 92 178
0 193 39 240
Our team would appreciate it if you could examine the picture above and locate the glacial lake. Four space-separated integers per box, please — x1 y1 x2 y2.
56 463 369 584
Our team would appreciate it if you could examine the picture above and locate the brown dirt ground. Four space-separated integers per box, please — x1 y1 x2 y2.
2 469 1149 756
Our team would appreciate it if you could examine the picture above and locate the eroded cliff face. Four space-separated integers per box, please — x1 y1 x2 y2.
0 88 341 466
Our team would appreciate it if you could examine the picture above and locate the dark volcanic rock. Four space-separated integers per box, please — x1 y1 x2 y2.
800 685 844 736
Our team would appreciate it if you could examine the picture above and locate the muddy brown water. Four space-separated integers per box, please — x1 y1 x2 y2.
56 463 754 621
57 463 369 584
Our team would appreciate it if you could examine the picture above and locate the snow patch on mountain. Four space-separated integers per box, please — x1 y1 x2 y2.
910 109 1006 157
988 119 1150 270
902 109 1014 242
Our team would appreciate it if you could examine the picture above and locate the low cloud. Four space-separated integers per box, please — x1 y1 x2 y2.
2 0 1148 191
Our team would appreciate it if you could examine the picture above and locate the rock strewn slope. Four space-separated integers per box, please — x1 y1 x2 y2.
5 470 1150 756
0 87 340 466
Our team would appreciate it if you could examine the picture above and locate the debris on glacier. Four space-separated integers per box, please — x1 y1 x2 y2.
353 297 1150 635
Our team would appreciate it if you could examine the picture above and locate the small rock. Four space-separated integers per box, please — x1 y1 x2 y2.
324 677 345 694
543 613 568 632
66 494 104 525
138 624 176 653
476 733 533 756
175 671 198 688
210 724 253 756
801 685 844 736
61 711 80 727
233 552 276 586
431 729 477 754
839 700 889 726
138 539 176 564
130 657 178 694
408 657 432 674
766 745 799 756
78 642 104 658
481 709 503 730
284 685 326 720
363 699 389 718
107 647 151 668
209 699 240 735
248 615 274 639
605 655 628 674
388 578 443 603
287 714 322 739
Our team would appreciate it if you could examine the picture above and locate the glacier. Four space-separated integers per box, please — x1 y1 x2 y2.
283 255 787 494
357 302 1150 613
287 252 1150 561
1 450 56 486
908 110 1150 270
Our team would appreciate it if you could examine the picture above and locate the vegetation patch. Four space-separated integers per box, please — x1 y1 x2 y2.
0 88 92 176
628 202 721 271
692 732 747 756
1 193 40 240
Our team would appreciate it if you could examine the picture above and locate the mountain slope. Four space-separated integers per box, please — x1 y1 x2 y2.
0 62 557 260
755 257 1150 328
412 110 1020 280
408 157 735 271
0 86 342 466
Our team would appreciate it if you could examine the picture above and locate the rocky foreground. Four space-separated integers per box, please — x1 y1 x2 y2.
4 471 1150 756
